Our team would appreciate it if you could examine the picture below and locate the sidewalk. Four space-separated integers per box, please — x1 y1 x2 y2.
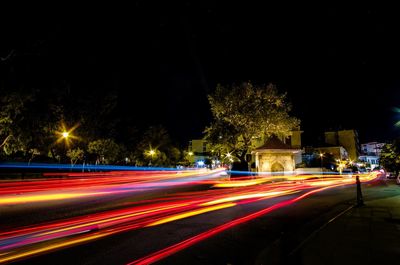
300 181 400 265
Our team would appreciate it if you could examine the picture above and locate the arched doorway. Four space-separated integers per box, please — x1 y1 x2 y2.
271 162 284 174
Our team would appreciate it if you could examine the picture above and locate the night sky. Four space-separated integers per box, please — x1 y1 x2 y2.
2 2 400 146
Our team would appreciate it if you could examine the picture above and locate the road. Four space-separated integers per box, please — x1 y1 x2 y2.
0 170 383 264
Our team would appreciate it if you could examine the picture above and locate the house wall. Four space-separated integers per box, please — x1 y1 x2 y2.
188 139 209 164
361 142 385 156
257 153 295 173
337 130 359 160
314 146 348 160
324 130 359 161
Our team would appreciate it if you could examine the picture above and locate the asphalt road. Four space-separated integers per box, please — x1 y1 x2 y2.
8 175 388 265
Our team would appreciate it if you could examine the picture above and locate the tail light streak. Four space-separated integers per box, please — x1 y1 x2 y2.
0 172 379 264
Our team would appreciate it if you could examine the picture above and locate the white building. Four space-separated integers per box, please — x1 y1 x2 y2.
252 136 302 174
188 139 209 167
358 155 380 171
361 142 385 156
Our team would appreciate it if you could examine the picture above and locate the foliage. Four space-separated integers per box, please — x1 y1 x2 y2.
204 82 300 162
379 141 400 174
28 148 41 165
0 45 128 163
88 139 121 164
0 57 183 166
134 125 182 166
0 92 34 155
66 148 84 165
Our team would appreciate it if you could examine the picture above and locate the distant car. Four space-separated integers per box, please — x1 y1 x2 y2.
396 175 400 185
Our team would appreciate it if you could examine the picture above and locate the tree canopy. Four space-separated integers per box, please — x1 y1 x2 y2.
134 125 182 166
379 141 400 175
0 47 185 167
204 82 300 162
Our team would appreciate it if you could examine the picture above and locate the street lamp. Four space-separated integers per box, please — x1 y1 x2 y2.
56 122 80 148
147 149 156 166
336 159 344 175
62 131 69 139
187 151 194 166
319 153 324 175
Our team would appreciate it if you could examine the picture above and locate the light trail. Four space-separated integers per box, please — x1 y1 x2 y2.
127 184 353 265
0 172 380 264
0 168 225 204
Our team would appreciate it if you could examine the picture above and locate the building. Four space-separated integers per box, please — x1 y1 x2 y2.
324 129 360 161
358 155 379 171
361 142 385 156
188 139 209 167
252 136 302 174
251 129 303 163
188 129 303 172
314 146 349 161
357 142 385 171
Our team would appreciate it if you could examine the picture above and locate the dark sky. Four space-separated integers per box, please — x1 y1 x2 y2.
2 2 400 145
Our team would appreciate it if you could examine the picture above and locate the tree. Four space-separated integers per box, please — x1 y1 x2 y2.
135 125 182 166
204 82 300 163
0 91 35 156
379 141 400 175
88 139 121 164
28 148 40 165
1 46 123 163
66 148 84 166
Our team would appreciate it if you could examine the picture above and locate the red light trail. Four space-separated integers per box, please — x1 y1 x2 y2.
0 171 379 264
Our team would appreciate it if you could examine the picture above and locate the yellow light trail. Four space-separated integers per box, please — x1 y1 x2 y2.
146 203 236 227
0 232 112 264
0 192 107 205
37 203 188 237
201 190 296 206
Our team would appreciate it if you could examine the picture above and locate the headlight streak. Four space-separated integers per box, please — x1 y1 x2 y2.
146 203 237 227
0 169 225 205
0 192 110 205
126 183 357 265
0 172 379 264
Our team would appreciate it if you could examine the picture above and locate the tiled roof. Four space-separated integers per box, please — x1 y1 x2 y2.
254 136 295 150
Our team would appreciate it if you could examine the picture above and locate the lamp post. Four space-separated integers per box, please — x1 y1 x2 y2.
320 153 324 175
188 151 193 166
148 149 155 166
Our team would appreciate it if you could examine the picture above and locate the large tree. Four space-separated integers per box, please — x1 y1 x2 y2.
134 125 182 166
0 91 35 156
379 141 400 176
204 82 300 163
88 139 121 164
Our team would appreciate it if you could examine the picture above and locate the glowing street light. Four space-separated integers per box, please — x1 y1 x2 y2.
319 153 324 174
146 149 157 166
56 123 79 148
